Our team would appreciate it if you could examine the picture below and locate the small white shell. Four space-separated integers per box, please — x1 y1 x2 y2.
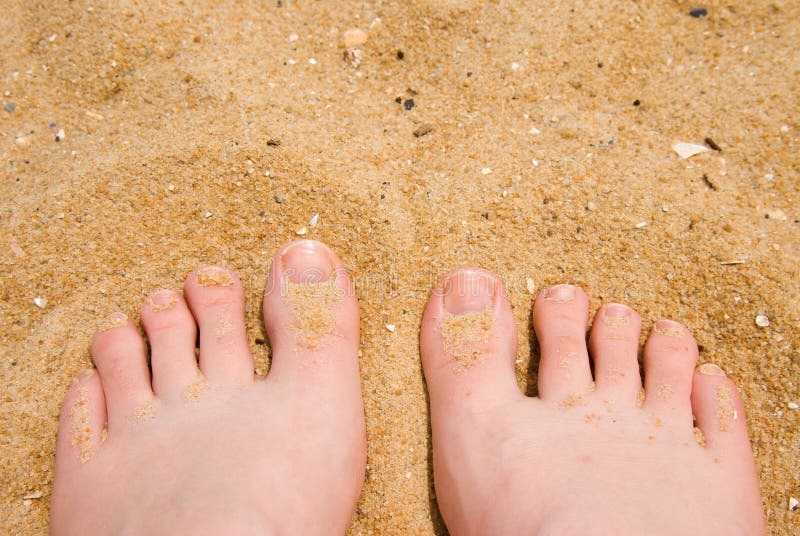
309 213 320 227
671 141 709 159
755 315 770 327
385 324 396 332
526 278 536 295
33 297 47 308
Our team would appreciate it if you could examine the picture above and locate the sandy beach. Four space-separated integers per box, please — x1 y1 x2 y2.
1 0 798 533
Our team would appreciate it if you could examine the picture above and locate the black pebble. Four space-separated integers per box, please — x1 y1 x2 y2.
255 338 266 345
467 71 473 77
690 8 708 18
395 97 402 103
633 99 641 106
704 137 722 151
396 50 404 60
267 138 280 146
403 99 415 110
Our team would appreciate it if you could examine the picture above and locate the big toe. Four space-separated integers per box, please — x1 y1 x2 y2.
262 240 362 398
420 268 521 414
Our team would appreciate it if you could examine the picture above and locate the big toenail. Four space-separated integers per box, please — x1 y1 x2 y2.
543 284 575 303
654 319 684 337
603 303 631 324
281 240 334 284
196 266 234 287
699 363 726 376
97 312 128 332
443 269 495 314
147 290 178 312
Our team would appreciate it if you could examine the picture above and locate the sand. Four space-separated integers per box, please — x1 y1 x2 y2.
0 0 797 533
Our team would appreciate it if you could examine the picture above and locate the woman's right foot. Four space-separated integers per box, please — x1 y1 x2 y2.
421 268 765 535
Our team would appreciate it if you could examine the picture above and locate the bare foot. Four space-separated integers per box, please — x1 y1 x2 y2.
51 240 366 535
421 269 765 535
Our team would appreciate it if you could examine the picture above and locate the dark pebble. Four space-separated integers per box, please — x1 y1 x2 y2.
704 137 722 151
395 97 402 103
690 8 708 18
267 138 280 146
633 99 641 106
255 338 266 345
467 71 473 77
403 98 415 110
49 122 56 128
396 50 404 60
3 103 15 113
702 173 718 191
413 124 433 137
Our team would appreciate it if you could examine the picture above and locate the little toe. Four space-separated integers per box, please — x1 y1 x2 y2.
141 290 201 400
90 313 153 422
589 303 643 405
420 268 520 413
643 319 698 424
184 266 254 387
691 364 752 455
533 285 594 403
262 240 361 389
54 369 108 470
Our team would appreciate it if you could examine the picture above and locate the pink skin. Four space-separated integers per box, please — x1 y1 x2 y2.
51 251 765 535
50 240 365 535
421 268 765 536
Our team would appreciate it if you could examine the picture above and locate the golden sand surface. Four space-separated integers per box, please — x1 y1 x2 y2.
1 0 797 533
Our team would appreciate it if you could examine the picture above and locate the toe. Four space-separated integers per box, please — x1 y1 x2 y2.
91 313 153 421
141 289 201 400
533 285 594 403
643 319 698 425
184 266 254 387
263 240 361 386
588 303 642 405
420 268 520 413
54 369 108 470
691 364 752 455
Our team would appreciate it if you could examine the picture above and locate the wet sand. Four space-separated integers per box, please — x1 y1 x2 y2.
1 1 798 534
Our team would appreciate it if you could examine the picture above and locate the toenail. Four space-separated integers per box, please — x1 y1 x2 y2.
97 312 128 332
543 284 575 303
147 290 178 312
281 240 334 284
698 363 726 376
654 319 684 337
603 303 632 324
443 269 496 314
196 266 235 287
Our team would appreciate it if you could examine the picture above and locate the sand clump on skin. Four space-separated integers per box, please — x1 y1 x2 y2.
96 313 128 333
183 376 209 401
147 294 178 313
70 388 94 463
715 384 735 432
196 268 234 287
440 306 494 369
284 278 343 349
